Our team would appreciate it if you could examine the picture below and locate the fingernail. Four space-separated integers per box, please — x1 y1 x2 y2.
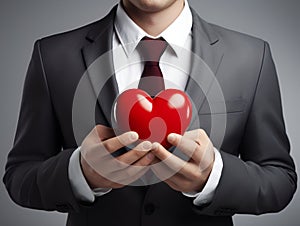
152 142 159 150
129 132 138 141
168 133 176 142
142 141 152 150
147 153 154 160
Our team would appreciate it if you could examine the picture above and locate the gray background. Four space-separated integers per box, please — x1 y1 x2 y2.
0 0 299 225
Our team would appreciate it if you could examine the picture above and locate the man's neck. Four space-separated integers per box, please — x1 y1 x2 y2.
122 0 185 37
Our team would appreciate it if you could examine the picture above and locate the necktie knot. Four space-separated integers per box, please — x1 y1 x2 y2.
140 37 167 62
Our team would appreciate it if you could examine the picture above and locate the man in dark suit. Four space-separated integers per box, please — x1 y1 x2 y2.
3 0 297 226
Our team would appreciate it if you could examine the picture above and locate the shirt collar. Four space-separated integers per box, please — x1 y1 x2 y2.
114 0 193 56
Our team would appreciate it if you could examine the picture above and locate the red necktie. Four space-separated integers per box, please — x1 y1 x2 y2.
138 37 167 96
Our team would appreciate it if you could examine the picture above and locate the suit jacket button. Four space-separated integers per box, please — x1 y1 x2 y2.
144 203 155 215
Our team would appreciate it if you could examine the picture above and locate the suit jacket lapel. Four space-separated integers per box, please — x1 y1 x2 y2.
185 8 224 128
81 6 119 126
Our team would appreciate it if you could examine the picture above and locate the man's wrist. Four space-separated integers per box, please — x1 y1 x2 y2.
68 147 113 203
69 147 95 202
182 148 223 206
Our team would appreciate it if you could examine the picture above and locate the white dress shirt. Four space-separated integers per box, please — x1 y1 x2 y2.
69 0 223 206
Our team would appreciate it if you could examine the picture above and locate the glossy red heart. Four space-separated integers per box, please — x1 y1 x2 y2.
113 89 192 149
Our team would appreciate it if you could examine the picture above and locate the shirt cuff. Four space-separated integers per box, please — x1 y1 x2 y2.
68 147 112 203
182 148 223 206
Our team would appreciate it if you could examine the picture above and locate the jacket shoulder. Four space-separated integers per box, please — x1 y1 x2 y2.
39 21 96 46
36 5 116 50
210 23 266 54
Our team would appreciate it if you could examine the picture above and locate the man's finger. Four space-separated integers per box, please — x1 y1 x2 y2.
112 149 155 175
133 152 156 166
151 143 207 179
183 129 208 145
116 141 152 165
151 159 178 181
109 162 150 185
101 131 139 154
113 166 149 185
95 124 116 141
108 151 155 185
151 143 188 174
167 133 202 163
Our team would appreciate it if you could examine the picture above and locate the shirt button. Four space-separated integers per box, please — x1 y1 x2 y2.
144 203 155 215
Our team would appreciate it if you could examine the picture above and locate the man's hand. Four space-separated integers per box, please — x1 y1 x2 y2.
80 125 154 189
151 129 215 193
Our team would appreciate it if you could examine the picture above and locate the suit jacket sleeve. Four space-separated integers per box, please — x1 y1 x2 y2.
193 42 297 216
3 40 80 213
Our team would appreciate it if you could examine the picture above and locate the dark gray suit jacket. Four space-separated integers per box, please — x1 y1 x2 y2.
3 5 297 226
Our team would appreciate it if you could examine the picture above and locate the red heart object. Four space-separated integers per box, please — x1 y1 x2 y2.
114 89 192 149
